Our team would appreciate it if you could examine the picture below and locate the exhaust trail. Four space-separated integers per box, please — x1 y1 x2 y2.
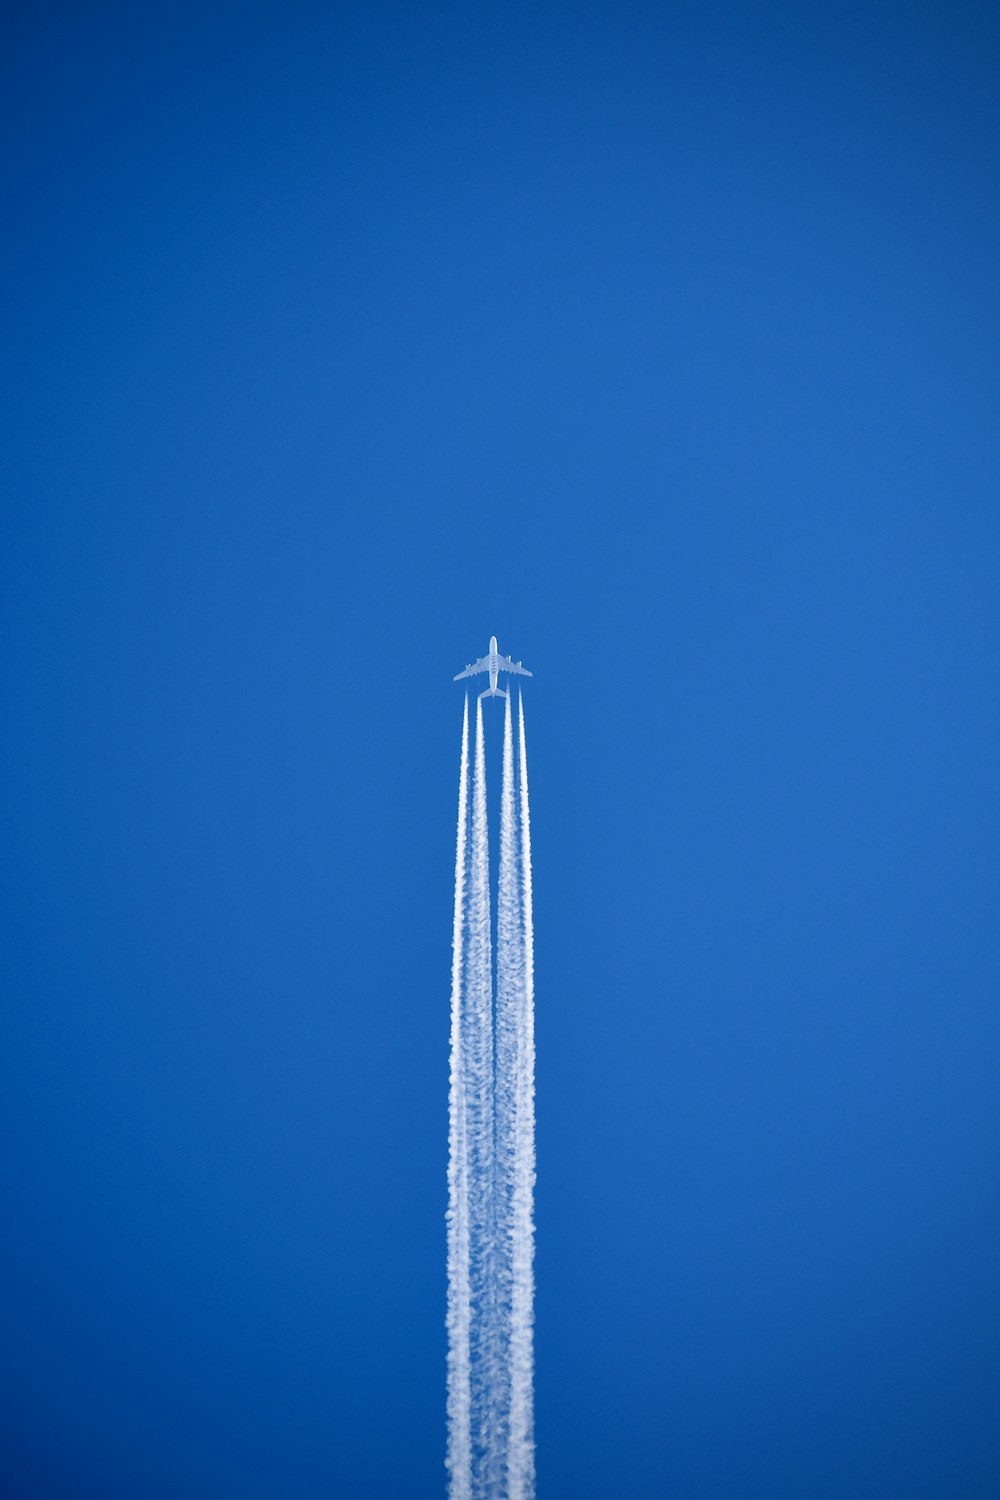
492 691 521 1490
467 696 495 1496
446 696 472 1500
446 682 535 1500
507 693 536 1500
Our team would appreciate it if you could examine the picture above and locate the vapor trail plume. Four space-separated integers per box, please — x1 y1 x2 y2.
445 696 472 1500
446 684 536 1500
467 696 495 1495
507 692 537 1500
492 691 521 1489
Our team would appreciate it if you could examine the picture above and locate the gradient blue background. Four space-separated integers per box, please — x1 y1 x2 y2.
3 3 998 1495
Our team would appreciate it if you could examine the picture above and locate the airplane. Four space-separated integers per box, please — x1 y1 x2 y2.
453 636 533 699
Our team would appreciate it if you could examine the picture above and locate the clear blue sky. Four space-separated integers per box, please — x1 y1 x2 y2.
3 3 998 1496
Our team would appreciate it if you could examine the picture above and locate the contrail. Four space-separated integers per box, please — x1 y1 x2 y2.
467 696 496 1496
507 692 536 1500
493 691 521 1490
446 696 472 1500
447 685 535 1500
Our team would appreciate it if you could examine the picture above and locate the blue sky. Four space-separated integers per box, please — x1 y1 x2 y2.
3 3 999 1496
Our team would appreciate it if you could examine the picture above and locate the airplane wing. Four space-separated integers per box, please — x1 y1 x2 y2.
453 655 490 681
499 656 533 677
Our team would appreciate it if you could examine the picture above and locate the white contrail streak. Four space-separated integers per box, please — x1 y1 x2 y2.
446 696 472 1500
447 686 535 1500
507 692 536 1500
492 692 521 1490
467 697 495 1497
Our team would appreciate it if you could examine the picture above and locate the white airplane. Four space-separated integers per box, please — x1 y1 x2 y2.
453 635 533 699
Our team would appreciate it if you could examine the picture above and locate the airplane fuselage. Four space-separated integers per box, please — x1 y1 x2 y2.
488 635 500 694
